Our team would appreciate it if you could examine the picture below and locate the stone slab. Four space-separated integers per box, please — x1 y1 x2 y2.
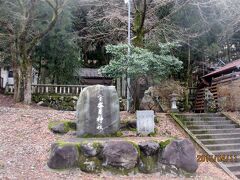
136 110 155 135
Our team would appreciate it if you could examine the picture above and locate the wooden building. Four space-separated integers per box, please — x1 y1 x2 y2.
76 68 113 85
194 59 240 112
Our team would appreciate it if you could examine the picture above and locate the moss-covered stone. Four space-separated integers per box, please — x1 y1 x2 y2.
47 143 79 169
91 142 103 150
80 142 103 157
138 153 158 173
56 140 80 148
48 120 77 134
79 155 103 173
120 121 137 131
154 116 160 124
126 141 140 156
33 94 77 111
103 166 138 175
66 121 77 130
47 139 197 178
147 128 158 137
159 139 171 149
81 131 123 138
101 141 139 174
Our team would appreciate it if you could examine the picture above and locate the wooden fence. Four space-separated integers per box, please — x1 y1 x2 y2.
5 84 89 96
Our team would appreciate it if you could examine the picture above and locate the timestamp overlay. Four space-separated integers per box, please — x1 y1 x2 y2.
197 154 240 163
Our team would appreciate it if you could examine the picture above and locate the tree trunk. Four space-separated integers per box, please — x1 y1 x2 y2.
10 40 23 102
130 78 140 112
185 38 191 111
134 82 141 111
132 0 146 47
23 63 32 105
13 66 23 102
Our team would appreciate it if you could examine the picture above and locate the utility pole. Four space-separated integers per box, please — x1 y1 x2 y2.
125 0 131 112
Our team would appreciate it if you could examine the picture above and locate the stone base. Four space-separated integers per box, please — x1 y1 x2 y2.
171 109 179 113
47 138 198 175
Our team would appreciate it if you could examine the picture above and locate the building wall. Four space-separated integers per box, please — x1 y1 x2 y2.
217 79 240 111
1 67 38 88
0 67 9 88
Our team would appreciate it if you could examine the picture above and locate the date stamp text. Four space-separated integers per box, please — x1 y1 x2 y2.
197 154 239 162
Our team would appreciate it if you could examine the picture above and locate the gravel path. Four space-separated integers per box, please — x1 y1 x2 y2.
0 94 233 180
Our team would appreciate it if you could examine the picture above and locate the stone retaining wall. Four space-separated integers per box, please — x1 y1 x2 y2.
32 94 126 111
32 94 78 111
47 139 198 175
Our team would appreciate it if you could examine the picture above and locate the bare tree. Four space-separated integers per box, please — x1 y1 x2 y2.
73 0 194 49
191 0 240 39
0 0 67 104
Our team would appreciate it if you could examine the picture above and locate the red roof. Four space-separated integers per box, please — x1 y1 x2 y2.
203 59 240 78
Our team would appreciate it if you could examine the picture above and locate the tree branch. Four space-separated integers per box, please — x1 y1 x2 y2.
139 0 147 31
27 0 65 54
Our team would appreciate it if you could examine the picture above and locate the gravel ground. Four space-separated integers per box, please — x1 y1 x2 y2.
0 94 232 180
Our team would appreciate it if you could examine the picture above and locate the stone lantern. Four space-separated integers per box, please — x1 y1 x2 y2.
169 93 179 112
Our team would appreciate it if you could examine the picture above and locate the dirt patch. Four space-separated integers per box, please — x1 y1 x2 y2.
0 94 50 110
0 94 15 107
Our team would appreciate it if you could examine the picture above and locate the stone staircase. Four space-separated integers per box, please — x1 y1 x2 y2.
178 113 240 179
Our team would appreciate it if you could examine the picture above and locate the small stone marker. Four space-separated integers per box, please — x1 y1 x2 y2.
136 110 155 135
76 85 120 136
169 93 179 112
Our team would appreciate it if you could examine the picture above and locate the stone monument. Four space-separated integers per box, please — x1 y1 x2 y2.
76 85 120 136
136 110 155 135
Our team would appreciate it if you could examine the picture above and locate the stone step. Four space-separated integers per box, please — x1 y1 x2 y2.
191 128 240 134
224 159 240 165
185 120 234 126
201 138 240 145
205 143 240 151
180 113 222 117
233 171 240 179
195 133 240 139
187 124 238 130
184 117 227 121
179 113 240 179
212 149 240 156
226 163 240 171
